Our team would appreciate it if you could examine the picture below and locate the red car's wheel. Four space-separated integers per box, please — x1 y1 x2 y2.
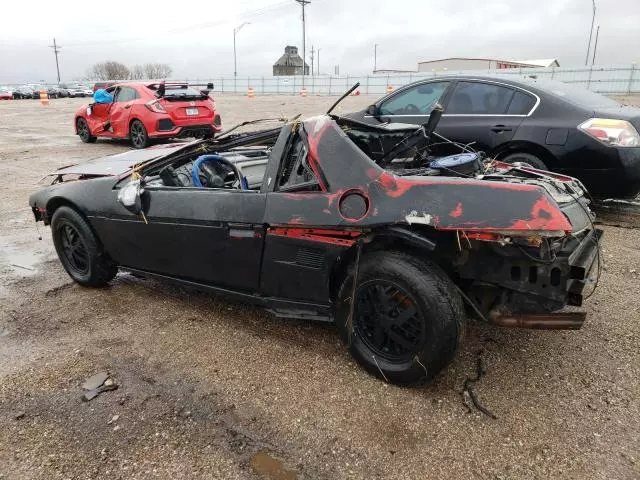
76 118 96 143
130 119 149 149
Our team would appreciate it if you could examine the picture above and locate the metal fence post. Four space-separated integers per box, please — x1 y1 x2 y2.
293 76 296 95
587 66 593 90
346 75 349 90
551 67 555 80
329 75 332 95
366 75 369 95
628 64 636 94
277 77 280 95
221 78 224 93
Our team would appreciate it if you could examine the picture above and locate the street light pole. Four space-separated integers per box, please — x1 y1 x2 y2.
374 43 378 73
584 0 596 66
233 22 250 77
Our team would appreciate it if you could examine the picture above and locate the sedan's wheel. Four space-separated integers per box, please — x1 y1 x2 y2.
51 206 118 287
501 152 548 170
76 117 96 143
129 120 149 149
336 251 465 385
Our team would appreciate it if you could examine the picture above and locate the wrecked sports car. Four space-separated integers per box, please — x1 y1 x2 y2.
29 92 602 385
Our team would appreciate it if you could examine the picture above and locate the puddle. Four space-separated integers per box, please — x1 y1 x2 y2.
250 450 298 480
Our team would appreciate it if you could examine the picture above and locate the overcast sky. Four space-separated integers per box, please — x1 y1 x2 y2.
1 0 639 84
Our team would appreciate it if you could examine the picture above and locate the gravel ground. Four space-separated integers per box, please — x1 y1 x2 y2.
0 95 639 480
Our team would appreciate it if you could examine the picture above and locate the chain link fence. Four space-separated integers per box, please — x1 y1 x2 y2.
5 65 639 96
177 65 640 96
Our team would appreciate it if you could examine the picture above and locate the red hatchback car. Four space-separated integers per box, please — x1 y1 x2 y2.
74 82 222 149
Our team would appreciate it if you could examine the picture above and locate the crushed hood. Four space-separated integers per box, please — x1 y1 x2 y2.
53 143 190 177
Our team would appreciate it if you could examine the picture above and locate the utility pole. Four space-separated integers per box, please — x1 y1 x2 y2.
310 45 315 76
295 0 310 81
591 25 600 65
585 0 596 66
49 38 61 83
317 48 320 75
374 43 378 73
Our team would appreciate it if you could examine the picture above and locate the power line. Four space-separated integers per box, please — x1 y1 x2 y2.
63 0 290 48
49 38 61 83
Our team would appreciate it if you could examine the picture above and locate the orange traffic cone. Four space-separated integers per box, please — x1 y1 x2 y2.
386 85 394 93
247 87 255 99
39 89 49 105
300 88 308 97
351 89 361 96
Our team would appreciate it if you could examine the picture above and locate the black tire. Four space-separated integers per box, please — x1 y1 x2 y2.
51 206 118 287
501 152 548 170
129 119 149 149
76 117 96 143
335 251 464 386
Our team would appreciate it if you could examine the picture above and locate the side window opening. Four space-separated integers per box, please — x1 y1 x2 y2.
276 135 320 192
446 81 515 115
379 82 449 115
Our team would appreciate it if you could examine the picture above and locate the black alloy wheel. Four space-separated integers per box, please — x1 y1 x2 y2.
58 223 89 276
354 280 426 362
76 117 96 143
130 120 149 149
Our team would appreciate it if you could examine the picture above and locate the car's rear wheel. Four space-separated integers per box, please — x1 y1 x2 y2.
130 120 149 149
502 152 548 170
51 206 118 287
336 251 464 385
76 117 96 143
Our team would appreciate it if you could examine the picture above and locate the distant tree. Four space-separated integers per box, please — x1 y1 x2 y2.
143 63 173 79
130 64 145 80
89 61 130 80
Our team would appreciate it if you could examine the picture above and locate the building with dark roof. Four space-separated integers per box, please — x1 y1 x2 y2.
273 46 309 76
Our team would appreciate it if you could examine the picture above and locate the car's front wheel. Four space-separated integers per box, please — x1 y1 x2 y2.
76 117 96 143
502 152 548 170
129 119 149 149
336 251 464 385
51 206 118 287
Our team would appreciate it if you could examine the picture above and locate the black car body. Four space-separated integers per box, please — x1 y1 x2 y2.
29 114 601 385
348 75 640 198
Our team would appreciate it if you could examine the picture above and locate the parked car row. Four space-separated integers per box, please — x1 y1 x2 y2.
1 84 95 99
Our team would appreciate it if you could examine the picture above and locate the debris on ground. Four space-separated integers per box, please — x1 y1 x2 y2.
81 372 118 402
462 350 497 419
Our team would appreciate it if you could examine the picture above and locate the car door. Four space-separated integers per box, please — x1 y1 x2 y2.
436 80 532 156
98 181 267 292
109 86 137 137
365 80 452 126
85 86 116 135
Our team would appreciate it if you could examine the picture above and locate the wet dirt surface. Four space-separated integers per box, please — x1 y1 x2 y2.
0 96 639 479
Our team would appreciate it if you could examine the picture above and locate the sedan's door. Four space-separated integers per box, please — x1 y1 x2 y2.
437 80 534 156
96 185 267 292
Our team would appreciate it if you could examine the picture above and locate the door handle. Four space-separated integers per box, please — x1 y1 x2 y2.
491 124 512 133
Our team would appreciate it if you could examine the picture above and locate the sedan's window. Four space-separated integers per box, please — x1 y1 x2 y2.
379 82 449 115
507 90 536 115
116 87 138 102
447 81 515 115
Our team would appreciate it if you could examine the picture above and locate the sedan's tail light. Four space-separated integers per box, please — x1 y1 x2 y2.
145 100 166 113
578 118 640 147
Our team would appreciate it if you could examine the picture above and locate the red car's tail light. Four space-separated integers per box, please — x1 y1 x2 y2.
145 100 166 113
578 118 640 147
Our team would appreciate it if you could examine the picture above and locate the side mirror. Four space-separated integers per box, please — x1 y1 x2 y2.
423 103 444 143
117 179 144 215
366 104 378 116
